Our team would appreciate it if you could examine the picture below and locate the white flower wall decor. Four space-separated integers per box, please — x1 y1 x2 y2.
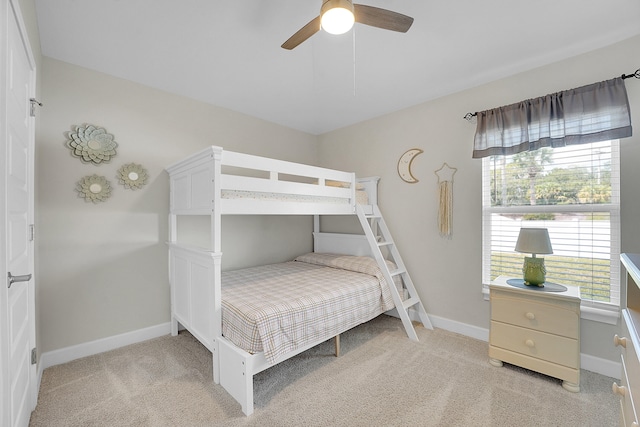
66 124 118 164
117 163 149 190
76 174 112 203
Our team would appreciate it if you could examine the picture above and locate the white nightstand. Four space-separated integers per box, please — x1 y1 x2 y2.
489 275 581 392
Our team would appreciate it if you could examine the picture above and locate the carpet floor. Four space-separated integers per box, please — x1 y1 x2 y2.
30 315 618 426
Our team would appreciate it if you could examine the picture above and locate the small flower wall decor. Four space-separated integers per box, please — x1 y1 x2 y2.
76 174 112 203
66 124 118 165
117 163 149 190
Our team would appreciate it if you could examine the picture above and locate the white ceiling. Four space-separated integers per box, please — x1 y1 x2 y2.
34 0 640 135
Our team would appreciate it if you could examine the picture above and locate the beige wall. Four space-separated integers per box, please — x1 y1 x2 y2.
318 35 640 362
23 0 640 363
36 58 318 352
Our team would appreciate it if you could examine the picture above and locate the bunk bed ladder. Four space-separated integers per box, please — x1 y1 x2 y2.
356 204 433 340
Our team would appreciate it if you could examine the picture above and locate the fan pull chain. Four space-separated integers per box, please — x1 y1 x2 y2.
352 28 357 96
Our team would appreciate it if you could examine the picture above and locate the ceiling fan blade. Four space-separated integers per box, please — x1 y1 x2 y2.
353 4 413 33
281 16 321 50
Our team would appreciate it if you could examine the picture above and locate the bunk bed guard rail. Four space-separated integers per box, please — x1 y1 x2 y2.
166 146 360 216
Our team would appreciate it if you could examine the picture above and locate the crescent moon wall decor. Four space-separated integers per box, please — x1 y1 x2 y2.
397 148 423 183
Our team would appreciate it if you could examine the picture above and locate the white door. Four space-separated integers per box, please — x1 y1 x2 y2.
1 1 37 426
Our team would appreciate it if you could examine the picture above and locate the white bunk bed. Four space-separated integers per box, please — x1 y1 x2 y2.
166 145 432 415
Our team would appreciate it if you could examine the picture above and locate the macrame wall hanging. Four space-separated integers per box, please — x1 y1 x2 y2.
434 163 457 238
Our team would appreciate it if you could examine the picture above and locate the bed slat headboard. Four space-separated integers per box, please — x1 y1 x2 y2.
313 232 374 258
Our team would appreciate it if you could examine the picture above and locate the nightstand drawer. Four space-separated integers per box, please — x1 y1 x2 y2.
490 321 579 368
491 293 579 338
622 312 640 413
619 355 639 427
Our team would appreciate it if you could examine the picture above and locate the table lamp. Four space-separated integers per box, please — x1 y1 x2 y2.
515 227 553 287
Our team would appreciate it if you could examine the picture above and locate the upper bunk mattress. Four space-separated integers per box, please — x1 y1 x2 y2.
221 189 369 205
221 253 397 364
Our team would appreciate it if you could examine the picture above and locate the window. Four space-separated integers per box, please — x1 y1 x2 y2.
482 140 620 320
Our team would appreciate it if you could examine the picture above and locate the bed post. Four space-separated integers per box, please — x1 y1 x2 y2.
211 147 222 253
211 147 223 384
168 187 179 336
218 338 255 415
211 253 222 384
357 176 380 205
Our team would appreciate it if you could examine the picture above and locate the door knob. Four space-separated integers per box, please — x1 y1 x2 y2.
7 272 32 289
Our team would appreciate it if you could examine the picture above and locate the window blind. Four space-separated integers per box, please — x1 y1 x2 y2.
482 140 620 309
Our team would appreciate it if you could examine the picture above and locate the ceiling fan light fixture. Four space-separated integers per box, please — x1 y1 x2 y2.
281 0 413 50
320 0 355 35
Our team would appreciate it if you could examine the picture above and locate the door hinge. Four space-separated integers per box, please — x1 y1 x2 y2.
29 224 35 241
31 348 37 365
29 98 42 117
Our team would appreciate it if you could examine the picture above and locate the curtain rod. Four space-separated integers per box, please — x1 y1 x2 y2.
463 67 640 121
622 68 640 80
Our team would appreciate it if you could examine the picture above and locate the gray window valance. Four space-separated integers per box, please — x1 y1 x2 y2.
472 77 633 158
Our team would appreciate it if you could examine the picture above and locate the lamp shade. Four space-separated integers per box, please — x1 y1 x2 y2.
321 0 355 35
514 228 553 255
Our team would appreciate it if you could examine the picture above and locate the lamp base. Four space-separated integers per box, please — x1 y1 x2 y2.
522 256 547 287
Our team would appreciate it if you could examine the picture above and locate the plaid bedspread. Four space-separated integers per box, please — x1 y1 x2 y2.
221 253 397 364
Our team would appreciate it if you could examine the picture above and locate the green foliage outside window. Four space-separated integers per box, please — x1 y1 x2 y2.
490 148 612 208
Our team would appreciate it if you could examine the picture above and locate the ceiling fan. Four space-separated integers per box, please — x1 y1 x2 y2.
281 0 414 50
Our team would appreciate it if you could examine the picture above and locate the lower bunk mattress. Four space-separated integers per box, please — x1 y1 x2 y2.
221 252 399 364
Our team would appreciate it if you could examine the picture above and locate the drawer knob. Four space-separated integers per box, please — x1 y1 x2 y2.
525 312 535 320
614 334 627 348
525 339 535 348
612 382 626 396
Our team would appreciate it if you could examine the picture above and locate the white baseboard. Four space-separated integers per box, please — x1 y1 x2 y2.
36 312 621 396
581 352 620 379
386 309 490 341
37 322 171 387
428 314 490 342
393 311 621 379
